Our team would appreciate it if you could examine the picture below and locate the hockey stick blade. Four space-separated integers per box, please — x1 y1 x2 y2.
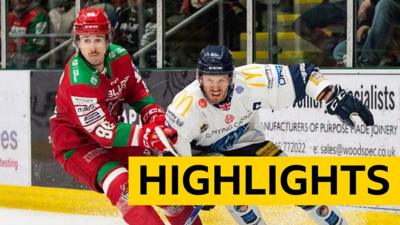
154 126 180 156
184 205 203 225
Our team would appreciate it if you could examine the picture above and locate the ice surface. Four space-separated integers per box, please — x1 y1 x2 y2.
0 207 125 225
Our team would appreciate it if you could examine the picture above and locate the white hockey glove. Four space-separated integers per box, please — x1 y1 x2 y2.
326 85 374 127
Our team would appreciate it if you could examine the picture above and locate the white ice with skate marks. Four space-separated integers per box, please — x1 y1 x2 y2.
2 206 391 225
0 207 125 225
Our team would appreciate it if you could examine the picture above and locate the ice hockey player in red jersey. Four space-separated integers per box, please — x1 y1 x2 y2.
49 8 202 225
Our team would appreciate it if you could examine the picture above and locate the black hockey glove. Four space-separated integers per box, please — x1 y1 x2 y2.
326 85 374 127
200 205 215 211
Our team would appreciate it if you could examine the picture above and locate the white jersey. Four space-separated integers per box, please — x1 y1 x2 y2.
166 63 332 156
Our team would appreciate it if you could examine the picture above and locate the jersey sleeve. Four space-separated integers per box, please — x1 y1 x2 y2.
166 89 201 156
288 63 333 101
67 85 140 148
235 64 296 110
236 63 333 110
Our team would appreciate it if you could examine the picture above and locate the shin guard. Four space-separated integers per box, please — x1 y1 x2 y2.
300 205 348 225
159 205 202 225
102 167 164 225
226 205 266 225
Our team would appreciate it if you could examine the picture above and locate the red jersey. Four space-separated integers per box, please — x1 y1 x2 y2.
8 5 49 55
50 44 156 159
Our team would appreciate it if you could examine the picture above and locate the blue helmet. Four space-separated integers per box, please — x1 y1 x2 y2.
197 45 234 76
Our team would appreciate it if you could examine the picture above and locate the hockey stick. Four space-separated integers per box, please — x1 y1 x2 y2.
155 128 202 224
154 126 180 156
183 205 203 225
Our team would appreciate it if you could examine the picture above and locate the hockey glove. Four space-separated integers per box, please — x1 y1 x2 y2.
138 124 177 152
140 104 167 126
162 126 178 144
200 205 215 211
326 85 374 127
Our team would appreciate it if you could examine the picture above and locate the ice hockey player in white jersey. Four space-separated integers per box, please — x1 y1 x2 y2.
166 45 374 225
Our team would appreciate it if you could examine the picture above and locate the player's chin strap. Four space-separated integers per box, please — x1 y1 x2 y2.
154 127 180 156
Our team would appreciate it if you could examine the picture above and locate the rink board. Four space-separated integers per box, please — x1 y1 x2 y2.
0 185 399 225
0 69 399 224
0 71 31 186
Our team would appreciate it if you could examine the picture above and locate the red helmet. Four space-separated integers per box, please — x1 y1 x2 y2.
74 8 110 35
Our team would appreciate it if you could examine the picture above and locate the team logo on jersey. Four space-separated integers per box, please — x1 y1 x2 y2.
198 98 208 108
225 114 235 124
210 124 247 151
235 85 244 94
107 76 129 100
200 123 208 133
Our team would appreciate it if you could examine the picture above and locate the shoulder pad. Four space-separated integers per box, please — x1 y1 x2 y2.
69 54 100 87
235 64 269 88
107 44 129 61
169 81 204 118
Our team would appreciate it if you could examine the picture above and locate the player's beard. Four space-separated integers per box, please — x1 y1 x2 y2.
204 87 228 104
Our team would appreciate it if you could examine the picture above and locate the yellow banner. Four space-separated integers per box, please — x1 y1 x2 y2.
128 156 400 205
